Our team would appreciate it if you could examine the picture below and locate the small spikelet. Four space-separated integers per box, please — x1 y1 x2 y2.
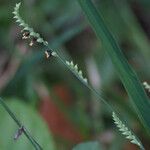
66 61 88 84
143 81 150 93
112 112 142 149
13 2 48 46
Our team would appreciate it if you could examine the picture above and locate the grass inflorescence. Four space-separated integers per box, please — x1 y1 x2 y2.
5 1 148 149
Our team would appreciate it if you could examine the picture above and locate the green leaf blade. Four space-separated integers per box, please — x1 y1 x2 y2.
77 0 150 134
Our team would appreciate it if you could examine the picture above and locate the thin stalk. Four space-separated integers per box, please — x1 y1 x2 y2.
0 97 43 150
56 53 113 111
47 47 144 150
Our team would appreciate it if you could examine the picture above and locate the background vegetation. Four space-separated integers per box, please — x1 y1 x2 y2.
0 0 150 149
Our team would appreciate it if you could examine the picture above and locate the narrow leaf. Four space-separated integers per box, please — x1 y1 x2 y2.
77 0 150 134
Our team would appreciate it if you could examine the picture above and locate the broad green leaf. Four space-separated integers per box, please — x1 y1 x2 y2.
77 0 150 134
73 141 102 150
0 98 55 150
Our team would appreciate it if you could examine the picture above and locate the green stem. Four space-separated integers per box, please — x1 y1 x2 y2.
46 47 144 150
0 98 42 150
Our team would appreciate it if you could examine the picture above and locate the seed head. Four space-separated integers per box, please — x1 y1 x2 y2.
22 31 30 39
45 50 52 58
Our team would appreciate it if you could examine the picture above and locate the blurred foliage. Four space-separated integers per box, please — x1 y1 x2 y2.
73 141 103 150
0 98 55 150
0 0 150 149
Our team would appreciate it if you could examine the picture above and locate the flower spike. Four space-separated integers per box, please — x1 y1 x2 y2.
112 112 143 149
13 2 48 46
66 60 88 84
